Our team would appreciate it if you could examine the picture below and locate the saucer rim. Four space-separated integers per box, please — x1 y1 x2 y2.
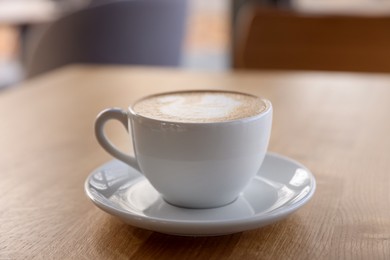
85 152 316 227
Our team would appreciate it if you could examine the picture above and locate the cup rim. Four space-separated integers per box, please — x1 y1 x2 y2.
128 90 272 125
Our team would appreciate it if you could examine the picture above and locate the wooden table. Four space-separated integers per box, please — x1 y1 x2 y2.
1 65 389 259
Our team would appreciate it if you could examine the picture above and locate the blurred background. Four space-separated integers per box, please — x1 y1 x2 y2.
0 0 228 89
1 0 390 90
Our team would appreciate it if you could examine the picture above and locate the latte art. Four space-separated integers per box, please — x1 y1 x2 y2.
132 91 267 123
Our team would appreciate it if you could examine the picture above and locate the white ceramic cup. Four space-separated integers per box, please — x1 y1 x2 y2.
95 91 272 208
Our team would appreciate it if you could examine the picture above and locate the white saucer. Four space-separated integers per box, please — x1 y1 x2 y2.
85 153 316 236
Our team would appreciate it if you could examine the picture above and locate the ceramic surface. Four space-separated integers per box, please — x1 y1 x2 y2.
94 91 272 208
85 153 316 236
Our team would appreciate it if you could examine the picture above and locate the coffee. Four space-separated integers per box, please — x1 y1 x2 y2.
132 91 267 123
96 90 273 208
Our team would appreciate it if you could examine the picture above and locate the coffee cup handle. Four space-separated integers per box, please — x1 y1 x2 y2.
94 108 141 172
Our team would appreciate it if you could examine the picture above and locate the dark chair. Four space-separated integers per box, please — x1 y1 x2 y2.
234 6 390 72
26 0 188 77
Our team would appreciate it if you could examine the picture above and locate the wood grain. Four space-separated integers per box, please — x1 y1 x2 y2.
1 65 389 259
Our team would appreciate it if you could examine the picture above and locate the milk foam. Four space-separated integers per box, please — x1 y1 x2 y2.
133 91 266 123
159 94 241 120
